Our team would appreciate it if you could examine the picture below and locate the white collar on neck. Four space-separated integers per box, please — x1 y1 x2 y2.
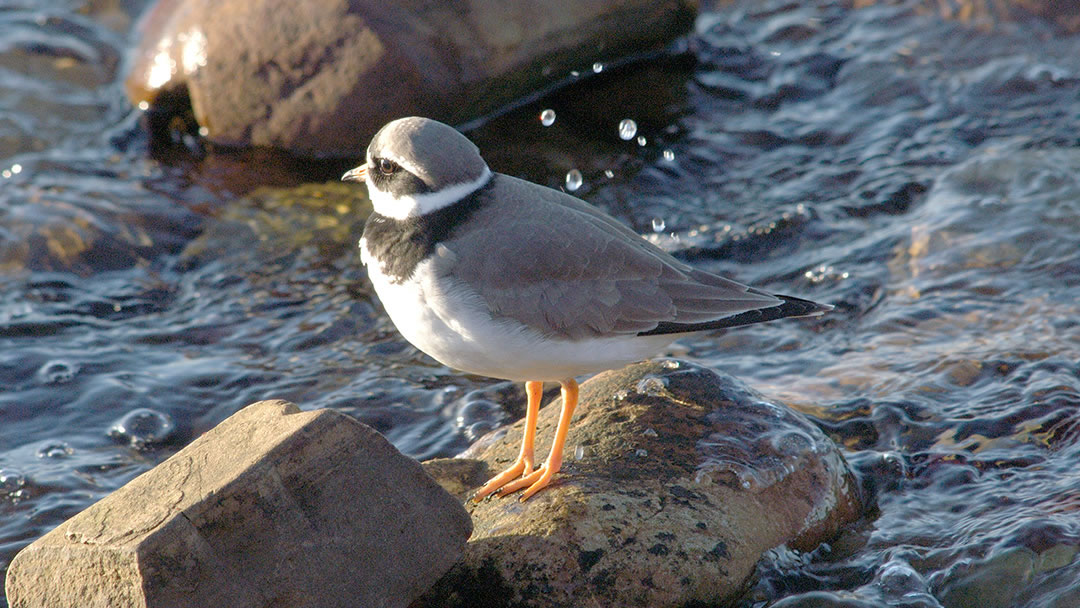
368 167 492 220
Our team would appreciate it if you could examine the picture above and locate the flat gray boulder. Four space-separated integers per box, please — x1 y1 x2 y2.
419 360 861 607
125 0 699 157
5 400 472 608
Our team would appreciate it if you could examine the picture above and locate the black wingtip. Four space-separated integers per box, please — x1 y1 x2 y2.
638 294 832 336
776 294 834 318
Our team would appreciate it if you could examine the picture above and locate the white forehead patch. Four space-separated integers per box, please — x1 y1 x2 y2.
367 167 492 220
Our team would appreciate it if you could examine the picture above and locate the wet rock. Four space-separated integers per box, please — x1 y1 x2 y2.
125 0 699 157
5 400 472 608
417 360 861 608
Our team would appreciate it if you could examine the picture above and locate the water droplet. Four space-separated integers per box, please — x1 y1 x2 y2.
636 135 647 146
635 376 667 396
592 62 604 73
643 428 658 437
651 217 666 233
138 100 149 111
663 149 675 161
618 119 637 140
38 360 78 384
604 169 614 179
198 126 209 137
635 448 648 457
570 70 580 77
37 441 74 459
574 445 585 460
109 408 176 449
565 169 583 192
540 109 556 126
11 163 22 174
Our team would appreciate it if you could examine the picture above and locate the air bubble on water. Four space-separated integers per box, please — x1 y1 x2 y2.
604 169 614 179
456 396 503 442
540 109 556 126
651 217 666 233
878 557 927 598
643 428 658 437
38 360 78 384
565 169 583 192
570 70 580 77
805 264 851 284
108 408 176 449
465 421 496 443
663 149 675 161
618 119 637 140
0 468 26 498
37 441 74 459
635 448 648 458
636 135 647 146
592 62 604 73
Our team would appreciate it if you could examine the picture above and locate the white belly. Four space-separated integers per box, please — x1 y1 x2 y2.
362 243 676 382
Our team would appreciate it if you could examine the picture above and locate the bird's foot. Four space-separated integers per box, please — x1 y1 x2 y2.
496 464 556 501
473 457 532 502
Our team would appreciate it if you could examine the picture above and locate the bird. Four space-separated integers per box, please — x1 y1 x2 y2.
342 116 831 502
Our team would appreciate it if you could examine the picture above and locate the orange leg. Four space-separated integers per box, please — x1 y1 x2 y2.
473 380 544 501
496 378 579 501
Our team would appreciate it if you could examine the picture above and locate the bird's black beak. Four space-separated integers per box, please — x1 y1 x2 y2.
341 165 367 183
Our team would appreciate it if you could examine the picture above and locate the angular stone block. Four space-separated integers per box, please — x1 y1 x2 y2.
5 400 472 608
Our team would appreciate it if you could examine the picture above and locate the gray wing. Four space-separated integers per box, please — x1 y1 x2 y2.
441 174 782 340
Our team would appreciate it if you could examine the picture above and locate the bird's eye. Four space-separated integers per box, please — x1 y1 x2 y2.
377 158 398 175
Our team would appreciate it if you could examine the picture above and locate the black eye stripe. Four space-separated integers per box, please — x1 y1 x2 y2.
368 156 432 197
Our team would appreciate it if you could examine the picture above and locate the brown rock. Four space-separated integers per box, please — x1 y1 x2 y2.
5 400 472 608
125 0 699 157
417 360 861 608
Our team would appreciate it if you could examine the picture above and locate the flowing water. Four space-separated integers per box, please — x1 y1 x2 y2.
3 1 1080 606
